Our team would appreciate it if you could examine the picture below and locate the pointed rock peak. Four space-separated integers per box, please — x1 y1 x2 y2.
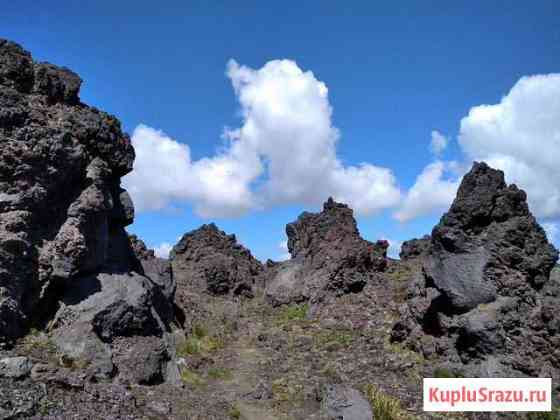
171 223 249 260
442 161 529 231
286 198 361 259
323 196 350 212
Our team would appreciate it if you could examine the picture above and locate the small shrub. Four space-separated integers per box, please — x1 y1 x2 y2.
177 336 201 356
179 368 205 387
228 405 241 419
364 384 408 420
176 333 225 357
21 330 57 359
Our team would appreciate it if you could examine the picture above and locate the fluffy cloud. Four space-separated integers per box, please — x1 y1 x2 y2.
153 242 173 259
123 124 257 217
430 130 448 156
394 161 461 223
542 223 558 243
124 59 401 217
278 240 291 261
459 73 560 220
396 73 560 225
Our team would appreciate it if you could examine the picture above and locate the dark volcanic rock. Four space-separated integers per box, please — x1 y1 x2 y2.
399 235 430 260
265 198 388 306
321 384 373 420
392 162 560 378
129 234 175 301
170 223 263 297
0 39 136 341
0 40 178 386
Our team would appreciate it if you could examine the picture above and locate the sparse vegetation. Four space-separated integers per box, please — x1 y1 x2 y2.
433 367 464 379
179 367 205 387
275 303 309 325
20 329 57 360
364 384 409 420
271 377 305 403
207 367 233 380
176 321 226 357
527 408 560 420
228 405 241 419
314 329 354 349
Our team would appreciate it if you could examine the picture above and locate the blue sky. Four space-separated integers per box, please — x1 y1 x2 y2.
3 1 560 260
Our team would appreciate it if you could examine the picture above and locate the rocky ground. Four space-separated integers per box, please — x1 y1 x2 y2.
1 39 559 420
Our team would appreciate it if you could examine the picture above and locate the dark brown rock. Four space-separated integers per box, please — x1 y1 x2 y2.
265 197 388 306
170 223 263 297
392 162 560 378
0 39 137 341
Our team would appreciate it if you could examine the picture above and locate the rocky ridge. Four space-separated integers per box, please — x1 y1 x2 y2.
392 162 560 382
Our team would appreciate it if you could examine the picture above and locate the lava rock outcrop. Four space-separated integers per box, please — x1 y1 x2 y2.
392 162 560 378
265 197 388 306
170 223 264 297
0 39 177 383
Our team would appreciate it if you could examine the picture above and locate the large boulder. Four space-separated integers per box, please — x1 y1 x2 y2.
265 198 388 306
392 162 560 378
0 39 178 385
170 223 263 297
0 39 135 341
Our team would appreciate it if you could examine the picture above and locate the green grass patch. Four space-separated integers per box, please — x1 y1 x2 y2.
433 367 464 379
207 367 233 381
275 303 309 325
176 329 225 357
314 329 354 349
228 405 241 419
364 384 409 420
179 367 205 387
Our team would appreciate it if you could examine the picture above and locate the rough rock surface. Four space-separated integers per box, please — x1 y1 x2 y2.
0 356 32 378
265 198 388 307
0 39 178 392
392 162 560 380
321 384 373 420
399 235 430 260
171 223 263 297
0 38 137 340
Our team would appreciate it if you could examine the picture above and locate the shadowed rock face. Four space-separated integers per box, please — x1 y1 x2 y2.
265 197 388 306
0 39 137 340
170 223 264 297
392 162 560 378
0 39 179 385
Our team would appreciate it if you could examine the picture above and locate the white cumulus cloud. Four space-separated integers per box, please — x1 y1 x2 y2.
124 59 401 218
459 73 560 220
153 242 173 259
430 130 448 156
394 161 461 223
542 223 558 244
395 73 560 226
